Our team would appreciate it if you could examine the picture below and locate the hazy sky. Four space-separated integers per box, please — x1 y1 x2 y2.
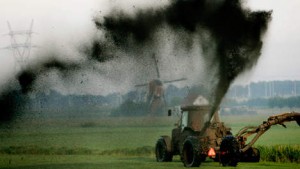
0 0 299 91
244 0 300 83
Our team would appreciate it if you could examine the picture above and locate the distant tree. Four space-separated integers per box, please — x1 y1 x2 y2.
110 100 148 117
170 97 183 107
268 96 300 109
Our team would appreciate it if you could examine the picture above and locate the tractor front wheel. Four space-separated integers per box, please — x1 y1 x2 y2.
155 137 173 162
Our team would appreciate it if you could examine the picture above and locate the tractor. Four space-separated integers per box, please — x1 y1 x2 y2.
155 104 300 167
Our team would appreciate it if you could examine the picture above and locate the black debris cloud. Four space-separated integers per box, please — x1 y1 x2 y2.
94 0 271 120
0 0 271 123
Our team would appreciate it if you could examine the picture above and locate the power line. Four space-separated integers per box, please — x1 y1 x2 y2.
2 19 38 72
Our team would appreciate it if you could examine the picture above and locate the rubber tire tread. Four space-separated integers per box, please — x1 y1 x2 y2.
155 138 173 162
182 136 202 167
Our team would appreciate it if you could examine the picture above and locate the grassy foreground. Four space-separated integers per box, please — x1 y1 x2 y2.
0 112 299 168
0 155 299 169
0 145 299 163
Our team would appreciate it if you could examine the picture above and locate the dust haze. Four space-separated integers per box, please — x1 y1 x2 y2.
0 0 271 123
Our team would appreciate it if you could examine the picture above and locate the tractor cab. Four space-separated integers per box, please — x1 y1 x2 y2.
180 105 211 132
159 102 231 164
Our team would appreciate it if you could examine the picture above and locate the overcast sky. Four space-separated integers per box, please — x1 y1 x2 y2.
0 0 299 91
244 0 300 83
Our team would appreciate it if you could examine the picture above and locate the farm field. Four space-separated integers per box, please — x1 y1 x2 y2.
0 155 299 169
0 108 299 169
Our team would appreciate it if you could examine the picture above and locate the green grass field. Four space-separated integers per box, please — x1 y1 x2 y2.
0 109 299 169
1 155 299 169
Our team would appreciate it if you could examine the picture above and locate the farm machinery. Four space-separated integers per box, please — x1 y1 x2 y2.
155 104 300 167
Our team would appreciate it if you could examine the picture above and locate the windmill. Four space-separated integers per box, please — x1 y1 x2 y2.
135 54 187 115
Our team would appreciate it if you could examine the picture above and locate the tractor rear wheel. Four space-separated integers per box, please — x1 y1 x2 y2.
155 137 173 162
220 136 240 167
243 147 260 162
182 136 202 167
251 148 260 162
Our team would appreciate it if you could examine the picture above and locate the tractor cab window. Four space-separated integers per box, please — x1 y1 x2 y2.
181 111 188 130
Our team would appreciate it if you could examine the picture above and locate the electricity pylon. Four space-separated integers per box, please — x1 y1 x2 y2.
2 20 37 72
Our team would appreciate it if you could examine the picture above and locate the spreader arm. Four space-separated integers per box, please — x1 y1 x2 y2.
237 112 300 152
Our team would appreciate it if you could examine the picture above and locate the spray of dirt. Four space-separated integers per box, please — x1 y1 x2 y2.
0 0 271 124
94 0 272 127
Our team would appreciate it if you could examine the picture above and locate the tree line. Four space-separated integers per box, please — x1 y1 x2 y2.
222 96 300 108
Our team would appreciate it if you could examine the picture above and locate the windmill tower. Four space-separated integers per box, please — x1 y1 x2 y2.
3 20 37 72
135 54 187 115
